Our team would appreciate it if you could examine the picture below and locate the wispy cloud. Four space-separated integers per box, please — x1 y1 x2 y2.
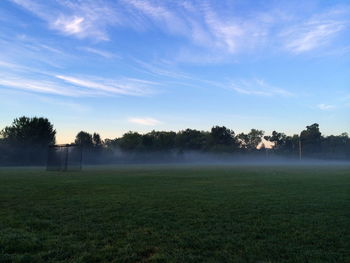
317 103 336 110
0 75 88 97
201 4 244 53
54 16 85 35
10 0 120 40
0 72 157 97
282 10 348 53
123 0 187 35
123 1 272 54
133 59 191 79
10 0 350 57
0 60 23 70
231 79 294 97
128 117 161 126
56 75 156 96
79 47 117 59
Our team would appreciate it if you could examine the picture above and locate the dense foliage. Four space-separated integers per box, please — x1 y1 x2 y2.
0 116 349 165
0 117 55 165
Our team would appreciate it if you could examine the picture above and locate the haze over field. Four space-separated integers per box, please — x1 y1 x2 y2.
0 0 349 143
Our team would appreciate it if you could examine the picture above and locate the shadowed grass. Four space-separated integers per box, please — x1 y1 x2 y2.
0 165 349 262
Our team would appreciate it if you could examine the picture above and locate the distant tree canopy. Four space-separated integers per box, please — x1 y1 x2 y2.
238 129 264 151
176 129 208 151
93 133 102 147
264 131 287 149
75 131 104 150
0 117 349 165
0 116 56 165
1 116 55 146
300 123 322 154
75 131 94 148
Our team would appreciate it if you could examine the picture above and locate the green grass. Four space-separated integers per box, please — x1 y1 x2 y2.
0 165 349 263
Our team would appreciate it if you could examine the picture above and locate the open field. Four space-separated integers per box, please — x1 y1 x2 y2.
0 165 349 262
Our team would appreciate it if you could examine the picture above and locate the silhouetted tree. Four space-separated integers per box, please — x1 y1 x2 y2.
0 116 55 165
264 132 300 157
300 123 322 156
321 133 350 159
265 131 287 150
75 131 93 148
92 133 102 147
118 132 142 151
238 129 264 151
209 126 238 152
175 129 208 151
1 116 56 146
2 116 350 165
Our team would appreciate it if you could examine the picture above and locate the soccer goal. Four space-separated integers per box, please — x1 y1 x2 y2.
47 144 82 171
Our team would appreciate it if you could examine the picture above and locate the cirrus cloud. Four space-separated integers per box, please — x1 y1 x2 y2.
317 103 335 110
128 117 161 126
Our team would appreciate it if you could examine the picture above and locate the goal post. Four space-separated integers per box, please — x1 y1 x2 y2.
47 144 82 171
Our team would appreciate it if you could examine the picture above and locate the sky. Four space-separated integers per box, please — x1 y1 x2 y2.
0 0 349 144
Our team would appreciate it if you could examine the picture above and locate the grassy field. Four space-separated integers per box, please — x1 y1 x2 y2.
0 165 349 263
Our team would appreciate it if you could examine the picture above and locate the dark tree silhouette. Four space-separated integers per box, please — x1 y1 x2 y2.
175 129 208 151
238 129 264 151
0 116 55 165
144 131 176 151
265 131 287 150
210 126 237 152
300 123 322 156
1 117 350 165
1 116 55 146
118 132 142 151
93 133 103 147
75 131 93 148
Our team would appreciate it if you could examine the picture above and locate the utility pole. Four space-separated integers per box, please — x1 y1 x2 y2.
64 145 69 171
299 136 302 161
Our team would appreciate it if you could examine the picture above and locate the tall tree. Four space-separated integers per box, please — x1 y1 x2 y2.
0 116 56 165
175 129 208 151
300 123 322 156
238 129 264 151
118 132 142 151
210 126 238 152
92 133 102 147
321 133 350 159
1 116 56 146
265 131 287 149
75 131 93 148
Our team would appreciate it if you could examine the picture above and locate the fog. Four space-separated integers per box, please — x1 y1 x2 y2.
1 144 349 169
80 150 350 168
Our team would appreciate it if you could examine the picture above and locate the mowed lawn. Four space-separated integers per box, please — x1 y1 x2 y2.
0 165 349 263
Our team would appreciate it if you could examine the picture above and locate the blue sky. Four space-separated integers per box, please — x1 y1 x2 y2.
0 0 349 143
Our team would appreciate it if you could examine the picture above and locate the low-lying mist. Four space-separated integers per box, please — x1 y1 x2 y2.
81 150 350 167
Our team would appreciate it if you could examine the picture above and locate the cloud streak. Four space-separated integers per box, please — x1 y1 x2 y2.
317 104 335 110
0 75 87 97
282 9 348 53
79 47 117 58
0 71 156 97
9 0 350 56
283 21 346 53
56 75 155 96
10 0 120 40
231 79 294 97
54 16 85 35
128 117 161 126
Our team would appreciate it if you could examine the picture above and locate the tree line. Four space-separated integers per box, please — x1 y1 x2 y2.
0 116 349 165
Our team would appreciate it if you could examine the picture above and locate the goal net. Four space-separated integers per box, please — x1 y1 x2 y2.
47 144 82 171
